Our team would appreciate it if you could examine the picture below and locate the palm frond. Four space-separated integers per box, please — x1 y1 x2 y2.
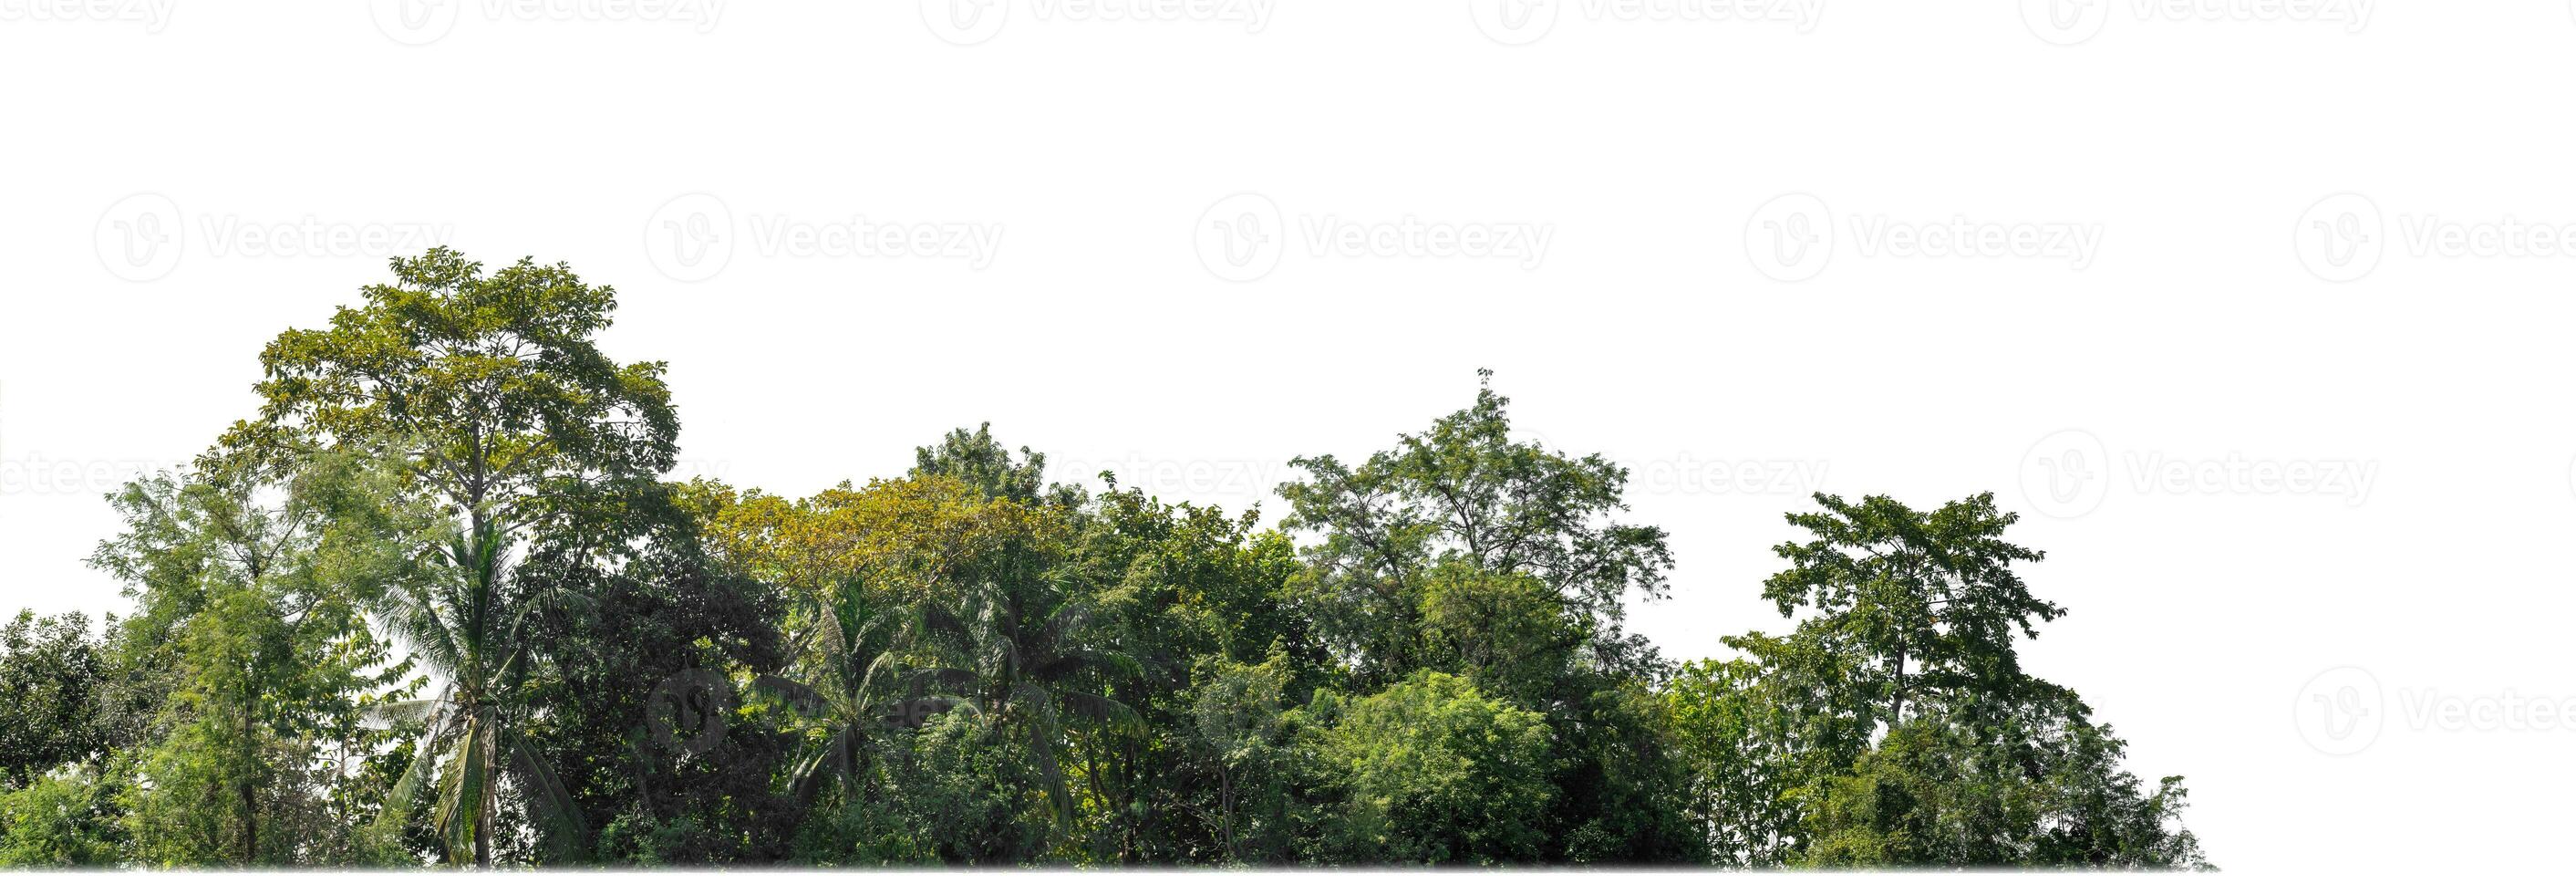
1055 690 1143 733
508 739 592 863
429 720 487 864
751 673 831 716
905 667 980 694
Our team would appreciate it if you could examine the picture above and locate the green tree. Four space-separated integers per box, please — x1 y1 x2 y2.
1671 492 2209 868
1304 670 1555 864
1057 483 1315 863
1799 705 2208 868
516 485 794 865
0 767 126 867
1178 650 1298 862
1278 370 1672 687
0 611 110 789
93 454 417 866
905 541 1140 847
244 247 678 866
1278 377 1698 863
1665 633 1876 865
911 423 1078 507
1761 493 2061 724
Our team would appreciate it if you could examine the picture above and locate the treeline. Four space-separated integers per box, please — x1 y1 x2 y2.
0 250 2209 868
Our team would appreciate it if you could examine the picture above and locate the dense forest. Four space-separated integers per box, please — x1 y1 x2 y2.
0 250 2209 868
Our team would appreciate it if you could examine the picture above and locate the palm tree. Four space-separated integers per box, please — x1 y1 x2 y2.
367 518 586 866
904 555 1141 826
750 579 947 801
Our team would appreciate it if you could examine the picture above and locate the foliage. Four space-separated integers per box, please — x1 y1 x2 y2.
0 250 2210 869
0 767 126 866
0 612 111 789
1303 670 1555 864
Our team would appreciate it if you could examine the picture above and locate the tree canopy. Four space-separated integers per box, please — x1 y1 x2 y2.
0 250 2209 869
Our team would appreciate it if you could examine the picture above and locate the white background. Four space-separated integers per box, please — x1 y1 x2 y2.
4 0 2569 886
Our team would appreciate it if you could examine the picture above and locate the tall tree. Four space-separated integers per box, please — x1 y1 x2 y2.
1759 493 2061 725
1278 370 1673 686
242 247 678 865
905 541 1141 840
93 452 417 866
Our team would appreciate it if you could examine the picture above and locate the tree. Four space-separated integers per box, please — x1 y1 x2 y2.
1179 650 1296 863
1670 492 2209 868
244 247 678 866
515 484 794 865
93 453 417 866
905 541 1141 843
0 611 110 789
1056 483 1316 864
1277 376 1699 863
1798 705 2208 868
1304 670 1556 864
911 423 1078 507
1665 633 1876 865
1761 492 2061 726
0 767 126 866
1278 370 1672 688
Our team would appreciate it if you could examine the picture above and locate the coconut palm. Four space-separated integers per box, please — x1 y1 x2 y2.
903 556 1141 825
749 578 954 801
367 518 587 866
